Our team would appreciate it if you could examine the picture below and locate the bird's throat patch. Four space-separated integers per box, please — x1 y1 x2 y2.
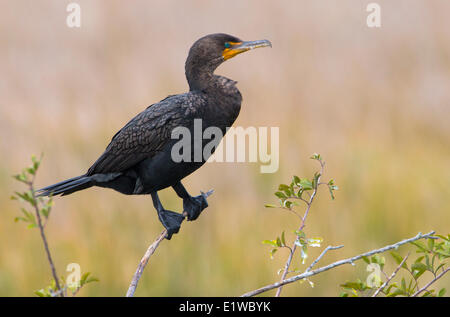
222 42 246 61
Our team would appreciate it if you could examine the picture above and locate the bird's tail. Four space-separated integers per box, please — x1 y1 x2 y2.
36 175 93 197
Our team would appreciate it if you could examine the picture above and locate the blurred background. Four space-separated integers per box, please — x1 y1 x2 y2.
1 0 449 296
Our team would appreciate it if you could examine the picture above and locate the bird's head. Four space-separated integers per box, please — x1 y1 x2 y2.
185 33 272 90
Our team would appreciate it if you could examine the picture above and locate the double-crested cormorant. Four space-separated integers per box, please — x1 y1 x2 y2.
37 33 272 239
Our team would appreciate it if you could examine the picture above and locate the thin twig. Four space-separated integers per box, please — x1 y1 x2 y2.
242 231 435 297
275 160 325 297
126 229 168 297
411 267 450 297
372 252 409 297
305 245 344 273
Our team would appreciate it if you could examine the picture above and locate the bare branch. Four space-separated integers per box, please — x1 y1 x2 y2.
126 189 213 297
305 245 344 273
242 231 436 297
126 229 167 297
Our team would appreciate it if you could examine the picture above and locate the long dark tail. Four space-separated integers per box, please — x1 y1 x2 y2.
36 175 93 197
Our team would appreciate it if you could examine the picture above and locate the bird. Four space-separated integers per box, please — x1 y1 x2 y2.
37 33 272 239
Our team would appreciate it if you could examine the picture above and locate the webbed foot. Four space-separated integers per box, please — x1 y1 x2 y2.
158 209 185 240
183 190 214 221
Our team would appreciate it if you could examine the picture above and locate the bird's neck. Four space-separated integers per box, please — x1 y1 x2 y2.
186 69 214 91
185 56 224 91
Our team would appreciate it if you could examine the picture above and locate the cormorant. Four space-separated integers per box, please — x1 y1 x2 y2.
37 33 272 239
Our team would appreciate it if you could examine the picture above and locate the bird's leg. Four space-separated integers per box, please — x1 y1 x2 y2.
151 191 184 240
172 182 211 221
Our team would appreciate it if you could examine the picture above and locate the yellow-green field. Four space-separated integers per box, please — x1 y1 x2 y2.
1 1 449 296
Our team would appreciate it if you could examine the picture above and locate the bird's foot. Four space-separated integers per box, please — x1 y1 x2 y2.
158 210 185 240
183 189 214 221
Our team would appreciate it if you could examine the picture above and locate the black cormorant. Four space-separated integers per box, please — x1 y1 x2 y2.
37 33 272 239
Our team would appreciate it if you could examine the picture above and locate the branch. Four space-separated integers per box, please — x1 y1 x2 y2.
305 245 344 273
242 231 436 297
126 229 168 297
411 267 450 297
126 189 213 297
372 252 409 297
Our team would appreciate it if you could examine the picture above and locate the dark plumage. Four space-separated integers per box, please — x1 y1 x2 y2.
37 33 271 239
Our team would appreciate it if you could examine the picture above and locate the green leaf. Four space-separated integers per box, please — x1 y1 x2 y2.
328 185 335 200
270 248 278 259
15 191 37 207
428 238 435 251
13 173 28 184
31 154 41 171
410 241 428 252
299 178 313 190
276 237 282 247
362 256 370 264
264 204 277 208
85 276 99 284
340 279 367 291
390 251 408 269
385 284 395 294
40 207 50 219
371 254 385 270
14 216 27 223
281 231 286 246
34 289 50 297
435 263 446 274
387 288 407 297
411 262 427 279
312 172 321 189
278 184 291 196
400 278 406 291
438 288 446 297
435 234 449 242
262 240 278 248
26 167 35 175
283 200 293 209
274 191 287 199
79 272 98 287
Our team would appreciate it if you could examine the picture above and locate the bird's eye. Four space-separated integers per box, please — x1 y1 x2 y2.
224 42 231 49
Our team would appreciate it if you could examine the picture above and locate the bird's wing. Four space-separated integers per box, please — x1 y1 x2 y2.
87 93 205 175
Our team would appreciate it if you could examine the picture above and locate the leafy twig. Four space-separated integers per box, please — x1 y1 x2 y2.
13 155 63 296
411 267 450 297
275 157 325 297
29 180 63 296
372 252 409 297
